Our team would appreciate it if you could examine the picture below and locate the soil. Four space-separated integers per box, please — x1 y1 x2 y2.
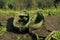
0 15 60 40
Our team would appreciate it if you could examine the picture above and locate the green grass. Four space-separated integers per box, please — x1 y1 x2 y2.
0 8 60 16
0 26 6 36
45 30 60 40
0 9 19 15
27 8 60 17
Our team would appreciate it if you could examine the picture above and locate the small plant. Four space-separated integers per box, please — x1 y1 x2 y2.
45 30 60 40
0 26 6 36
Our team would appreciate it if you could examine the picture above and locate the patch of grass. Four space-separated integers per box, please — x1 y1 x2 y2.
27 8 60 17
0 9 19 15
45 30 60 40
0 8 60 16
0 26 6 36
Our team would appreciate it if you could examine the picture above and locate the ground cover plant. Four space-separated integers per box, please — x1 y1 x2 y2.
45 30 60 40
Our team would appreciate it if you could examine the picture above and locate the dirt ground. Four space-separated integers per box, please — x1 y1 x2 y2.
0 15 60 40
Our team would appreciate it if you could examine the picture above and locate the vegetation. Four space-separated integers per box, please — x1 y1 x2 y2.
0 8 60 16
45 31 60 40
0 0 60 10
0 26 6 36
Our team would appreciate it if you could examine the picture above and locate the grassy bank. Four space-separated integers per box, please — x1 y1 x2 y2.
0 8 60 16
